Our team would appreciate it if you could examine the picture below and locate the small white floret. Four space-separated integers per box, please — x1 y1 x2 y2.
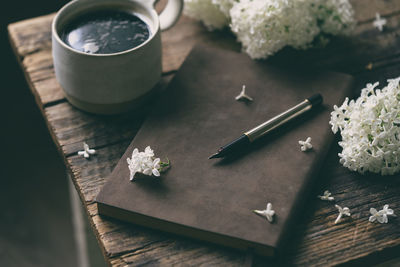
235 85 253 102
382 204 395 216
253 202 275 223
373 13 387 32
334 204 351 224
369 204 396 223
127 146 169 181
369 208 384 223
77 142 96 159
318 190 334 201
299 137 313 152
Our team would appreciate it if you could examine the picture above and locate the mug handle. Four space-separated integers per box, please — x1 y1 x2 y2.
152 0 184 31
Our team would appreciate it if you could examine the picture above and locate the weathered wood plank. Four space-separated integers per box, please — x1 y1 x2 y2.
44 102 141 157
286 144 400 266
43 75 173 157
7 13 53 57
7 0 400 266
351 0 400 22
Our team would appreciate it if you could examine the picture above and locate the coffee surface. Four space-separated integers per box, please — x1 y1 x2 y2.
61 10 150 54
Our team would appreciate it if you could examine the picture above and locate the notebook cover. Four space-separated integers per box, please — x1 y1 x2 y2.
96 44 354 256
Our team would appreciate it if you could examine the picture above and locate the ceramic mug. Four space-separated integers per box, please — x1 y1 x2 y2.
52 0 183 114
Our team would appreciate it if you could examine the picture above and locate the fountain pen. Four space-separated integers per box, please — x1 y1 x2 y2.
209 93 323 159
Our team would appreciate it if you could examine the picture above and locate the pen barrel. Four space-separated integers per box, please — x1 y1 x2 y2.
245 99 312 142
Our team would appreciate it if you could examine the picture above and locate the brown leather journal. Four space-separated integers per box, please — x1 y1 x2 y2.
96 45 354 256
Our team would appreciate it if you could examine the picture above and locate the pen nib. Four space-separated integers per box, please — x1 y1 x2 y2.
209 153 220 159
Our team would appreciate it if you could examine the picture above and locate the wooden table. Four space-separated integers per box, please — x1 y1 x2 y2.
8 0 400 265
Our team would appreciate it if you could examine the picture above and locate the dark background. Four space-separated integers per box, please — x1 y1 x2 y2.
0 0 96 266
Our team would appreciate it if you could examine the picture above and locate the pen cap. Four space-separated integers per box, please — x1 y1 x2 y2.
307 93 323 107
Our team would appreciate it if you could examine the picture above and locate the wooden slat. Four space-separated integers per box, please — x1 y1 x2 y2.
8 13 53 57
7 0 400 266
351 1 400 22
43 75 173 157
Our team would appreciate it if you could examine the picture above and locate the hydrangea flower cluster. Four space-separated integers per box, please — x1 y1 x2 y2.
126 146 170 181
311 0 355 36
330 77 400 175
183 0 355 59
183 0 233 30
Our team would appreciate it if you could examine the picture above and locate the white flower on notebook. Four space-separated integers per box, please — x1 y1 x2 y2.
253 202 275 223
299 137 313 151
235 85 253 102
318 190 334 201
127 146 170 181
334 204 351 224
369 204 396 223
78 142 96 159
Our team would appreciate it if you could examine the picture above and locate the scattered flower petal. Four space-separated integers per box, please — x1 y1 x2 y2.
253 202 275 223
299 137 313 152
77 142 96 159
370 204 396 223
382 204 395 216
318 190 334 201
334 204 351 224
235 85 253 102
373 13 387 32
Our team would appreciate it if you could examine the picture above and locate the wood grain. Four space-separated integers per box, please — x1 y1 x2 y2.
7 0 400 266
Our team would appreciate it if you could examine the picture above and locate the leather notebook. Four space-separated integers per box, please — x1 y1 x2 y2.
96 45 354 257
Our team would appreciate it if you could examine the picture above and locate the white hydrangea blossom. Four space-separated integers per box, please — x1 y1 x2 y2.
183 0 231 30
330 77 400 175
213 0 236 16
230 0 320 59
183 0 355 59
311 0 355 36
126 146 169 180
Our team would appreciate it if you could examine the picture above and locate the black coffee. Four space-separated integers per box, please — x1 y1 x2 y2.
61 10 150 54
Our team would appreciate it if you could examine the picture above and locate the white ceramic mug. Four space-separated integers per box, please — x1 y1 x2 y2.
52 0 183 114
